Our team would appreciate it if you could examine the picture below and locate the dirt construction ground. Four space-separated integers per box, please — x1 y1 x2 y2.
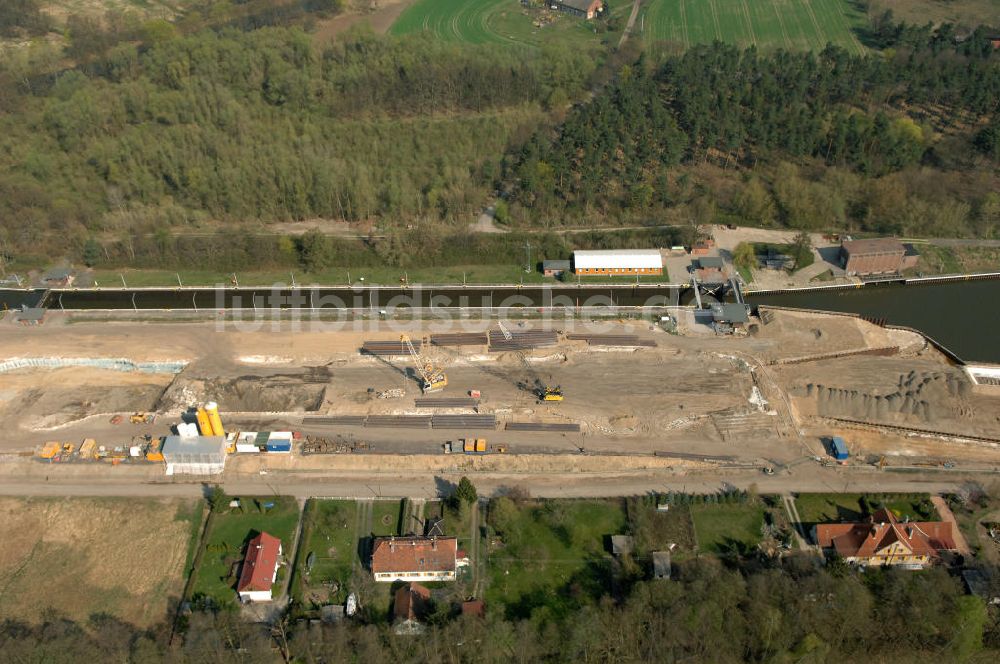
1 309 998 470
0 497 199 627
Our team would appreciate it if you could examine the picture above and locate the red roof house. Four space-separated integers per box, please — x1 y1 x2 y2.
371 536 458 582
814 508 956 568
237 532 283 602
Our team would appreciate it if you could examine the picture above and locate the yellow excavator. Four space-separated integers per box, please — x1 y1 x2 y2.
498 322 563 403
401 334 448 393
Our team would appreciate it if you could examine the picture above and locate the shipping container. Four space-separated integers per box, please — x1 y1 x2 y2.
830 436 849 461
265 441 292 453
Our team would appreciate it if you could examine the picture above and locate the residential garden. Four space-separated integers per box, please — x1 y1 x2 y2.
189 495 300 608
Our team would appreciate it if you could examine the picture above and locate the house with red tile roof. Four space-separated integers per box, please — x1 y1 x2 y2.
237 532 283 602
814 508 956 568
371 536 457 582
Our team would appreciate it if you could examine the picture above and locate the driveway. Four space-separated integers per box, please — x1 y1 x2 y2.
930 495 972 557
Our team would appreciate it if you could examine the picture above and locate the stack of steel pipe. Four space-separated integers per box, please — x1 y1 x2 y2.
487 330 559 352
431 414 497 429
361 340 419 356
565 333 656 347
505 422 581 432
305 415 367 426
414 397 480 409
429 333 488 346
365 415 433 429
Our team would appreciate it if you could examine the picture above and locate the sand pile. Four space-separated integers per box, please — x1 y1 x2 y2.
794 370 971 423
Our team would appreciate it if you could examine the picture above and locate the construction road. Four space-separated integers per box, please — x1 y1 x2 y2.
0 465 992 500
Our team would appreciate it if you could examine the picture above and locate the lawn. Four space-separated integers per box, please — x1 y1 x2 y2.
793 493 939 535
371 499 403 537
86 263 676 288
179 500 207 581
191 496 301 607
294 500 358 606
486 498 626 618
642 0 866 55
910 244 1000 276
391 0 629 49
90 264 553 288
690 503 765 554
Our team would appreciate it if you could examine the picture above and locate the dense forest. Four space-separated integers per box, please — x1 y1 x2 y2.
0 26 593 262
507 29 1000 237
1 556 997 662
0 5 997 269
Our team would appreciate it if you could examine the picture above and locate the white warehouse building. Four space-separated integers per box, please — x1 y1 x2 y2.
572 249 663 275
161 435 228 475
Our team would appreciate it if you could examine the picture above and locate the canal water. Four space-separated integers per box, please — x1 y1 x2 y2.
749 279 1000 364
28 285 685 311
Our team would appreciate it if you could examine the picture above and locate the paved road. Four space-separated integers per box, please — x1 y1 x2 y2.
0 466 988 499
922 238 1000 248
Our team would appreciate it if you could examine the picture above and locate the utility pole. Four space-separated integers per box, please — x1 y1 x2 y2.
524 241 532 273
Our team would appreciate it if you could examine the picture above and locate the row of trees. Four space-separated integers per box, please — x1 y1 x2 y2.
77 226 680 273
1 556 996 662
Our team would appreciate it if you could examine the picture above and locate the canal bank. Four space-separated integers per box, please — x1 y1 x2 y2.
4 272 999 363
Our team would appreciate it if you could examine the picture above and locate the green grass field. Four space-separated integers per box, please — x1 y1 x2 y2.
641 0 866 55
690 503 765 554
390 0 628 48
794 493 939 527
486 499 626 618
371 500 404 536
294 500 358 606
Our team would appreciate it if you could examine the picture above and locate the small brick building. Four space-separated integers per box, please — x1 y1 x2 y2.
841 238 906 276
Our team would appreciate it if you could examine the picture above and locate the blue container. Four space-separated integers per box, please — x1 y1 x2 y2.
266 441 291 452
830 437 849 460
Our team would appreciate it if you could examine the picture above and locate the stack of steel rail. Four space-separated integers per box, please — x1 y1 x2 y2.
487 329 559 352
